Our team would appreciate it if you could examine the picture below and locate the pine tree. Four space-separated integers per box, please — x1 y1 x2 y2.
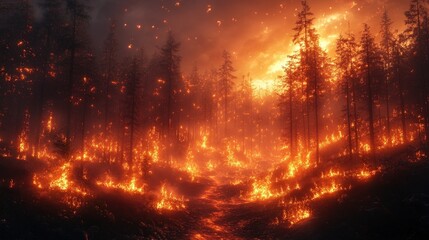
291 0 327 162
123 55 143 166
392 35 408 143
160 31 182 139
293 0 315 148
32 0 64 155
218 50 236 137
404 0 429 143
281 54 300 158
237 74 253 153
380 10 394 146
337 33 359 161
0 0 35 156
101 22 118 161
201 70 216 130
64 0 89 156
359 24 383 158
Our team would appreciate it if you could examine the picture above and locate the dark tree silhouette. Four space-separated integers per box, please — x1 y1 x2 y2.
64 0 89 156
380 10 394 146
218 50 236 137
31 0 64 154
291 0 328 162
159 32 182 140
123 54 144 166
359 24 383 158
101 22 118 161
293 0 314 148
404 0 429 143
336 33 359 161
280 55 300 158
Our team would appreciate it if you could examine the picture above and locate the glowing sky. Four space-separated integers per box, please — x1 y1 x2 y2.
86 0 410 81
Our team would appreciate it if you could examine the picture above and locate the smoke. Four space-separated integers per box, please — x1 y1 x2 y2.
84 0 409 77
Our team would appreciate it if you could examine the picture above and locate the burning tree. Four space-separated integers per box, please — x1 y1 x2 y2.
336 32 360 161
159 31 182 141
218 50 236 137
358 24 384 158
64 0 90 155
122 52 144 166
404 0 429 144
281 0 330 163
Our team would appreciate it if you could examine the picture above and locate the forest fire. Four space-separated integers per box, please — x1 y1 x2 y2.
96 175 145 194
1 0 429 239
155 183 187 211
282 204 312 225
32 162 89 197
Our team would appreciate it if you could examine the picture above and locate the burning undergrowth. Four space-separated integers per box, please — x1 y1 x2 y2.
220 146 429 239
0 158 201 239
1 134 428 239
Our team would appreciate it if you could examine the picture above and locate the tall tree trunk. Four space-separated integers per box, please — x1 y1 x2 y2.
66 8 77 156
398 73 407 142
103 51 113 162
352 76 360 157
224 82 228 137
313 59 320 164
385 75 391 146
306 80 311 149
34 26 52 156
289 76 294 158
129 77 137 167
81 91 87 162
366 46 376 158
346 75 353 161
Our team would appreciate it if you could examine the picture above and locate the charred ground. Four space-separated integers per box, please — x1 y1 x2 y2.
1 145 428 240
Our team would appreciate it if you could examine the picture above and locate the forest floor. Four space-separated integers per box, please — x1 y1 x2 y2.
1 146 429 239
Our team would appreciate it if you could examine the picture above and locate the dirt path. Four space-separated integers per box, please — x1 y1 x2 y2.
186 179 243 240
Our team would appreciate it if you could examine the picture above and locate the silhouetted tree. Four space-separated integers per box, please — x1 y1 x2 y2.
218 50 236 137
380 10 394 146
292 0 328 162
64 0 89 155
404 0 429 143
123 54 143 166
280 54 300 158
0 0 35 156
101 22 118 161
32 0 65 155
392 35 408 142
337 33 359 161
359 24 383 158
293 0 314 148
237 74 253 153
159 32 182 140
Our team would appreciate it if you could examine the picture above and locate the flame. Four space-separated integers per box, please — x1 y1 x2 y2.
311 181 349 200
321 168 344 178
17 110 30 160
49 163 71 191
249 176 281 201
96 174 145 194
282 203 311 225
32 174 43 189
251 79 281 97
201 134 208 149
155 183 186 211
226 143 244 168
182 149 199 181
355 167 380 180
